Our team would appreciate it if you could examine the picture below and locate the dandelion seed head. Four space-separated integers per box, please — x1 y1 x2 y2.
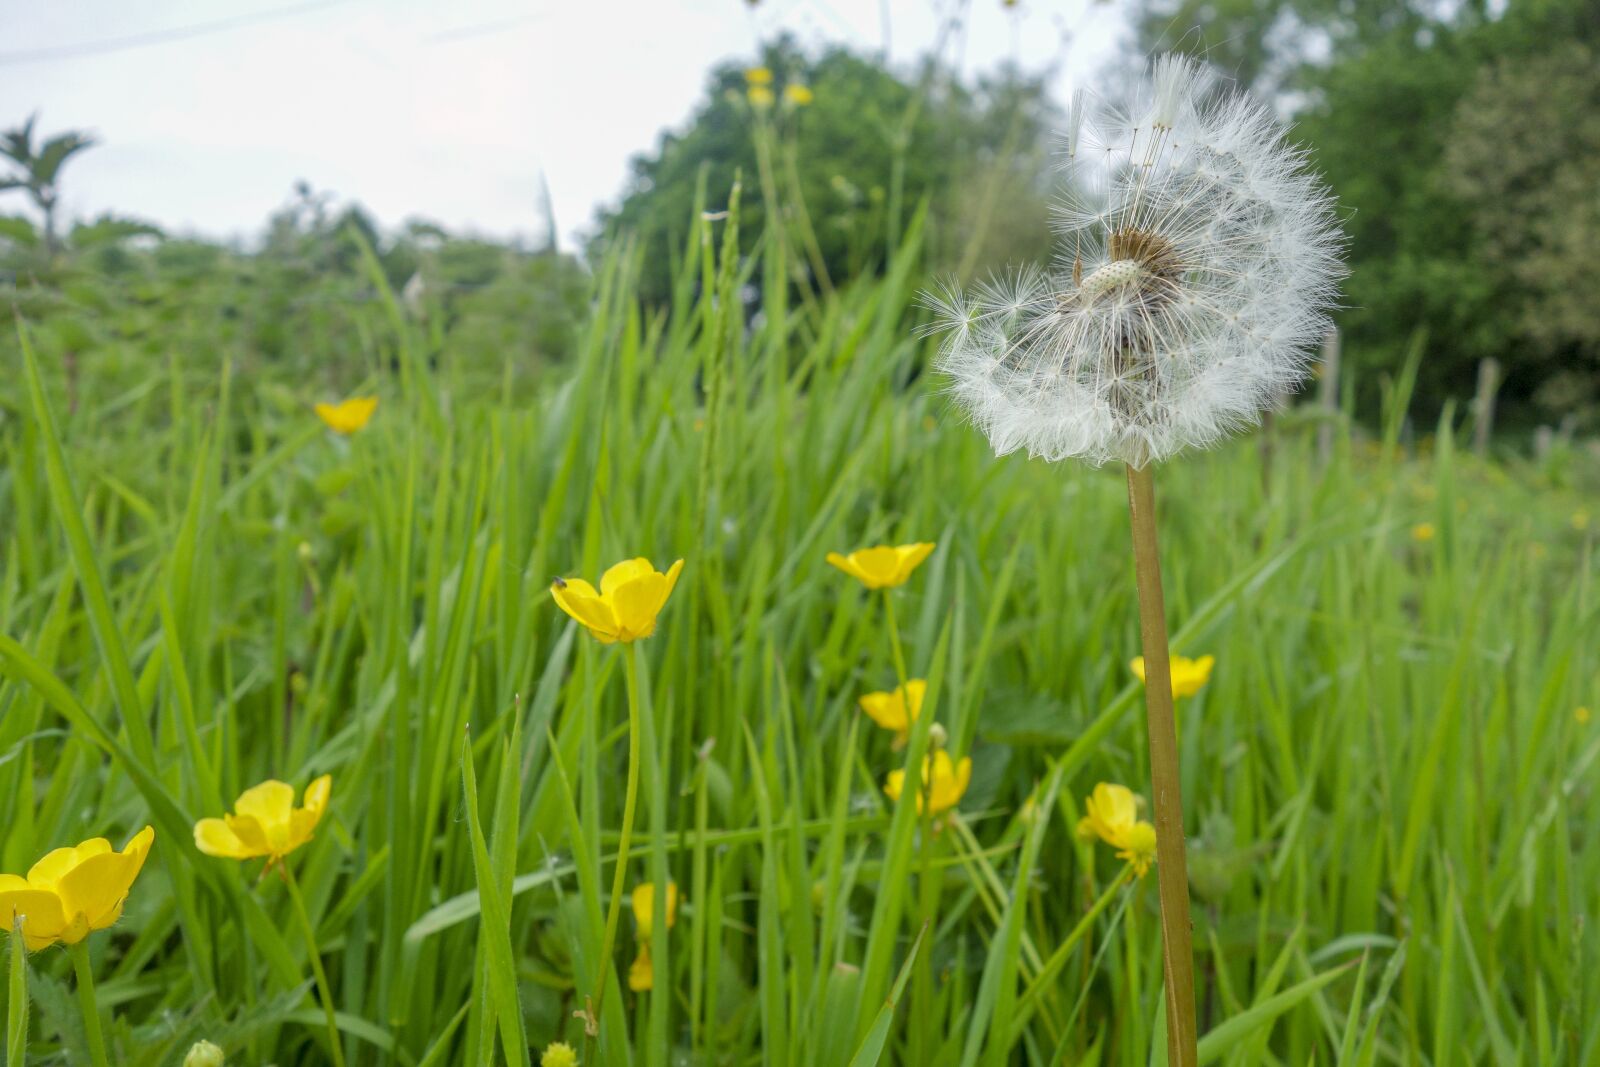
927 55 1345 467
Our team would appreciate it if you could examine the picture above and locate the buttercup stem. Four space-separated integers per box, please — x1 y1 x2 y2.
68 941 110 1067
590 642 645 1035
882 591 910 692
282 863 347 1067
1123 461 1198 1067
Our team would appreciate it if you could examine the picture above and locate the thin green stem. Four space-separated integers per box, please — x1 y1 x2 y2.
882 591 910 691
282 863 347 1067
68 941 109 1067
589 642 645 1033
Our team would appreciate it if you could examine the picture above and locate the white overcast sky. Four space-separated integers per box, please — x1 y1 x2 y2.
0 1 1128 250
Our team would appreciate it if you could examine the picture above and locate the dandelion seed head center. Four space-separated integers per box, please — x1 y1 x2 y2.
1078 259 1144 300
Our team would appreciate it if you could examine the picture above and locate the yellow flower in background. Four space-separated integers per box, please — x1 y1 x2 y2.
1076 783 1156 877
744 66 773 85
1573 511 1590 532
551 558 685 644
1577 706 1592 725
632 881 679 938
826 542 935 590
748 85 775 108
0 826 155 950
1077 782 1137 844
629 881 679 992
884 750 971 816
1114 821 1158 877
1130 654 1214 698
783 83 814 106
541 1042 579 1067
314 396 378 435
1410 522 1436 543
859 679 926 744
194 776 331 864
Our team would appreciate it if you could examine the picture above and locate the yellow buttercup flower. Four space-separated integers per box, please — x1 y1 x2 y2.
541 1041 579 1067
859 679 926 744
313 396 378 435
748 85 774 108
1577 706 1592 725
1130 654 1214 699
1114 821 1158 877
0 826 155 951
884 750 971 816
1075 783 1156 877
551 558 685 644
194 776 332 864
1410 522 1436 543
783 83 814 106
826 543 935 590
744 66 773 86
629 881 679 992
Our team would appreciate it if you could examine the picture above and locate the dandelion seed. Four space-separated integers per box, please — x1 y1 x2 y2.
925 57 1344 466
0 826 155 950
550 558 685 644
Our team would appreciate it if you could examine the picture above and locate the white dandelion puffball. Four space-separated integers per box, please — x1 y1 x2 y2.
926 55 1345 467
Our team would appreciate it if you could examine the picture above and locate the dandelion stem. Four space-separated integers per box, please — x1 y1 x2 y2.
68 940 110 1067
590 643 645 1037
282 863 347 1067
1123 461 1198 1067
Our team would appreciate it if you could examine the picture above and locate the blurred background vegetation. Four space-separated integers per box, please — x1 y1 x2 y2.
2 0 1597 437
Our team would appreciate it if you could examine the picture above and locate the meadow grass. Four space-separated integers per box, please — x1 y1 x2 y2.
0 206 1596 1066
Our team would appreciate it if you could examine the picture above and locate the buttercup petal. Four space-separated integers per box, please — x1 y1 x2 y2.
28 838 111 889
234 780 296 849
552 582 619 640
600 558 655 596
859 690 908 732
0 876 67 951
895 542 936 579
850 546 903 588
628 946 655 991
611 573 668 641
224 813 272 856
56 850 135 931
825 552 865 583
195 818 258 859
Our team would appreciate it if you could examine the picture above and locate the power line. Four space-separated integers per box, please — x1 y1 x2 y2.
0 0 352 67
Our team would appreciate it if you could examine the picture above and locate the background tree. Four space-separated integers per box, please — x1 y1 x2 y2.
1132 0 1600 428
0 114 98 257
590 34 1060 303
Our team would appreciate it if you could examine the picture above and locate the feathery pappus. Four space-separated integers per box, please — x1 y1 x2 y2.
925 55 1346 467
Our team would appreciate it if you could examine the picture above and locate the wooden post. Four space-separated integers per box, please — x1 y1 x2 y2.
1472 358 1500 457
1317 328 1340 466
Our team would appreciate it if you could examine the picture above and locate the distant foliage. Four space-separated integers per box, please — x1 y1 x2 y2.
1133 0 1600 429
591 35 1060 303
